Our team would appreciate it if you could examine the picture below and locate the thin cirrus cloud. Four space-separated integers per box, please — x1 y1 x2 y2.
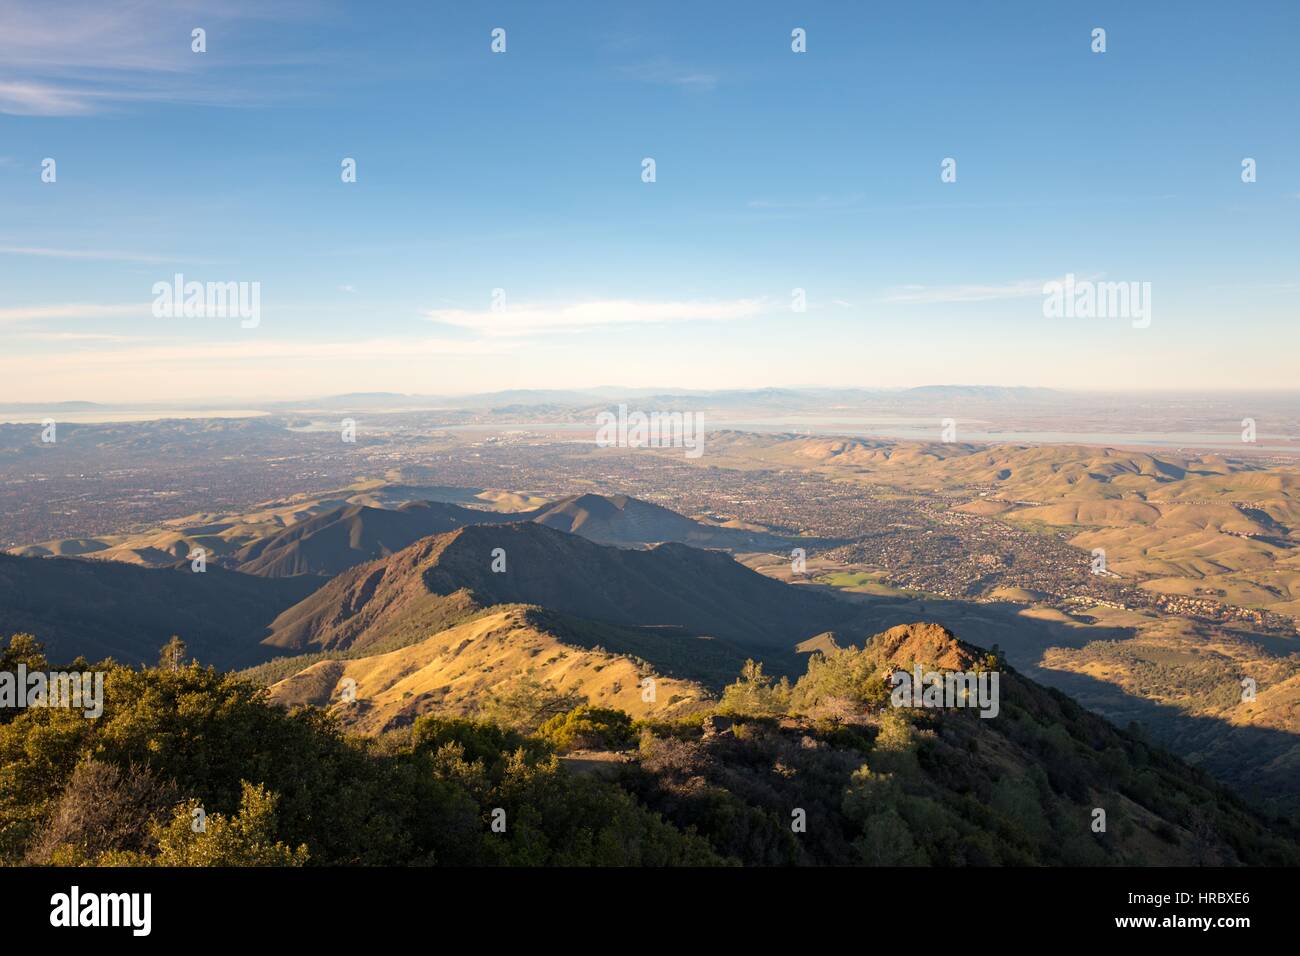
746 194 866 211
423 297 768 337
0 0 315 115
0 302 148 324
0 81 104 116
623 59 718 91
881 277 1068 304
0 245 204 264
0 78 278 115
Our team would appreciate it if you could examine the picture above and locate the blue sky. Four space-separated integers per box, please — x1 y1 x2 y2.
1 0 1297 402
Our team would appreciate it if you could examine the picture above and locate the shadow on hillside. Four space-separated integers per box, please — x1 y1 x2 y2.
807 590 1132 659
1211 624 1300 658
1018 665 1300 820
773 590 1299 820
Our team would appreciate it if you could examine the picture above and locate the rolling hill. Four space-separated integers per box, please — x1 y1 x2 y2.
233 500 518 577
14 487 793 581
0 513 844 680
264 605 712 733
708 432 1300 617
526 492 781 549
230 492 789 579
6 480 546 569
260 521 854 656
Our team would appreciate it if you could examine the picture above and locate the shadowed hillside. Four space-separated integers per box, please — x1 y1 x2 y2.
233 500 517 577
227 492 788 579
0 553 320 668
620 621 1300 865
261 522 854 655
527 492 782 549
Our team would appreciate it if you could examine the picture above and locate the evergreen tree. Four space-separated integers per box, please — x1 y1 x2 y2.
158 635 187 672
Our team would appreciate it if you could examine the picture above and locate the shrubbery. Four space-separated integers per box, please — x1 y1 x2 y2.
536 706 635 753
3 632 1295 867
717 659 790 717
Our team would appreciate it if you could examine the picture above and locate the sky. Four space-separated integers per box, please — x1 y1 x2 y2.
0 0 1297 403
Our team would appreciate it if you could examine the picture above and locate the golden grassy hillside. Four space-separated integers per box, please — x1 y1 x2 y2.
266 606 709 733
709 434 1300 617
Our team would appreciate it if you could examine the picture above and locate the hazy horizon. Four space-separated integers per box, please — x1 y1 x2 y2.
7 382 1300 411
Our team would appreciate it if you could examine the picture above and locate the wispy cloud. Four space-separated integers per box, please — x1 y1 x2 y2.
424 297 766 337
0 303 148 324
0 245 205 264
747 194 865 211
0 79 270 116
0 81 105 116
624 59 718 91
882 278 1063 304
0 1 314 115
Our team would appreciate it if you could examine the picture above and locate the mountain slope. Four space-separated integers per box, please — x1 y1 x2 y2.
12 616 1298 866
0 552 320 668
261 522 853 655
6 481 546 570
236 492 785 579
233 500 516 577
268 616 1300 864
265 606 710 733
622 620 1300 865
527 493 778 549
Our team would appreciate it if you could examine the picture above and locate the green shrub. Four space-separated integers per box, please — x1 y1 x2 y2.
537 706 636 753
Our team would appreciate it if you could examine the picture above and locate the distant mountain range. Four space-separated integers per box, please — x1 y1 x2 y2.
7 386 1069 417
279 385 1067 412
